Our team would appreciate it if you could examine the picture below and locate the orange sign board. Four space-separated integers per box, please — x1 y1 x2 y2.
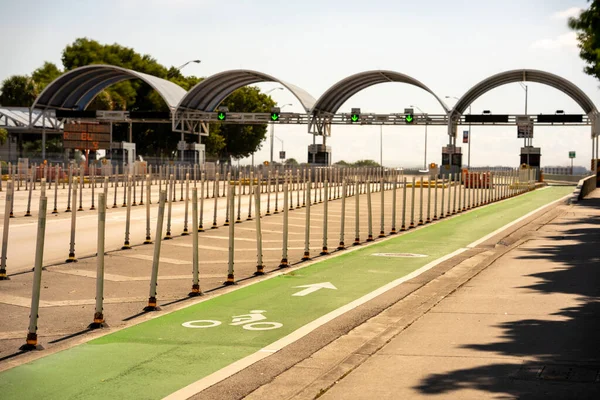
63 123 110 150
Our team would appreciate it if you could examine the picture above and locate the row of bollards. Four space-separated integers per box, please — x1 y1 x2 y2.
1 167 539 351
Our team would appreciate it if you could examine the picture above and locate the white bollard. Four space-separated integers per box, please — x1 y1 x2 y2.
189 188 202 296
90 193 108 329
144 190 167 312
0 181 14 279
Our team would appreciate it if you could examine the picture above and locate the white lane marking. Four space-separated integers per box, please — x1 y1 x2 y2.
164 243 304 251
115 254 191 265
292 282 337 297
196 235 304 243
163 247 468 400
163 189 573 400
50 269 222 281
466 192 573 248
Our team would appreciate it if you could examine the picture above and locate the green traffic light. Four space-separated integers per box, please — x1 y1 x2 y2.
351 114 359 122
218 112 226 121
271 113 279 121
405 114 414 123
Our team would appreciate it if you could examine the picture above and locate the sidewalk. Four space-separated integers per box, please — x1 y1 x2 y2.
240 189 600 400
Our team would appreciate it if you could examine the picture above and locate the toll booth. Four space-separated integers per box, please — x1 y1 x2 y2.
110 141 136 172
182 143 205 164
307 144 331 166
520 146 541 181
592 158 600 185
441 146 462 175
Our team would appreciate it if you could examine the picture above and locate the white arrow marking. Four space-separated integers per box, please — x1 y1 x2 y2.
292 282 337 297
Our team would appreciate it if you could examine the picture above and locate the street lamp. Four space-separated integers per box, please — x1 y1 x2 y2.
410 105 428 170
176 59 201 71
274 136 285 162
446 96 472 168
270 102 292 164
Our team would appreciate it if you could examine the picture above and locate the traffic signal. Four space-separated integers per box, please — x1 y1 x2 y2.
270 112 280 122
350 108 361 123
217 111 227 121
405 113 414 124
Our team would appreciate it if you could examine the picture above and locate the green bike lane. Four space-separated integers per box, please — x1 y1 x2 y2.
0 186 572 400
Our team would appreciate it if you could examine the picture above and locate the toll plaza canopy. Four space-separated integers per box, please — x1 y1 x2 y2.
311 70 450 115
451 69 599 117
32 64 187 112
0 107 62 130
176 69 316 112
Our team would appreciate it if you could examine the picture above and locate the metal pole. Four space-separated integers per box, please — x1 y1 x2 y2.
366 178 373 241
353 178 361 244
390 171 398 233
426 174 432 223
236 171 242 223
182 173 190 235
212 173 219 229
165 174 173 239
379 174 386 237
199 172 205 232
145 191 166 312
254 186 265 275
247 171 254 220
66 165 73 212
90 193 107 328
66 179 78 263
122 175 132 249
321 179 330 254
440 175 446 218
225 184 236 285
409 177 416 228
0 181 13 279
20 195 47 351
52 165 59 213
189 188 202 296
25 170 33 217
401 177 407 230
281 174 290 266
302 175 311 260
224 172 231 226
338 179 347 249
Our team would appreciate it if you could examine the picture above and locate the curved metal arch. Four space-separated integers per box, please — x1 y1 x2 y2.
32 64 187 111
312 70 450 115
177 70 317 113
450 69 599 122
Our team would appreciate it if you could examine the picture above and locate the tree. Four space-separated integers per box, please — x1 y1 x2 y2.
0 75 38 107
0 128 7 146
213 86 276 162
334 160 351 167
32 62 63 91
354 159 381 167
285 158 299 166
569 2 600 81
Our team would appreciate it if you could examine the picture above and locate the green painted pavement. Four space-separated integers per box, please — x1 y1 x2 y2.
0 186 572 400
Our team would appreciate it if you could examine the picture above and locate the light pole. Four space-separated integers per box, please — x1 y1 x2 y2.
274 136 284 163
172 60 201 161
380 125 383 167
446 96 472 168
410 105 428 170
270 101 291 164
519 82 530 166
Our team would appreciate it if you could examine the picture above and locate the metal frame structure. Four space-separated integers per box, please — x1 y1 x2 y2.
30 64 187 127
173 69 316 136
446 69 600 145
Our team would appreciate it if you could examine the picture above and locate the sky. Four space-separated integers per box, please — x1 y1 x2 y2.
0 0 597 168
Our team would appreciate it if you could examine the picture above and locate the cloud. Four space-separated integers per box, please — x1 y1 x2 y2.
552 7 582 19
531 32 578 50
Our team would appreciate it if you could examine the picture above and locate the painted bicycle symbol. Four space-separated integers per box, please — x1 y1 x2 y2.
182 310 283 331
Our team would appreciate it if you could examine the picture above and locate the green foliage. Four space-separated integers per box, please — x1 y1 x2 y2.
1 37 274 159
22 137 63 158
353 159 381 167
285 158 299 166
31 62 63 91
334 160 351 167
213 86 276 161
569 2 600 80
0 128 7 146
0 75 38 107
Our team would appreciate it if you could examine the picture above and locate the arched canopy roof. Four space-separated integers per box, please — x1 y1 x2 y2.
177 70 316 112
32 64 187 111
312 70 449 115
451 69 599 117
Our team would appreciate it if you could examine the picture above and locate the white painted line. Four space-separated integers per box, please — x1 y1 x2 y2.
51 269 223 282
163 187 574 400
117 254 191 265
466 192 572 248
163 247 468 400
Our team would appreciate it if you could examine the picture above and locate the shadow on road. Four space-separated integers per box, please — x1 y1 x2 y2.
415 196 600 398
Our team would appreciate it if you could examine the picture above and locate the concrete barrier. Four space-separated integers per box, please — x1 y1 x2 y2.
544 174 588 183
571 174 597 203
